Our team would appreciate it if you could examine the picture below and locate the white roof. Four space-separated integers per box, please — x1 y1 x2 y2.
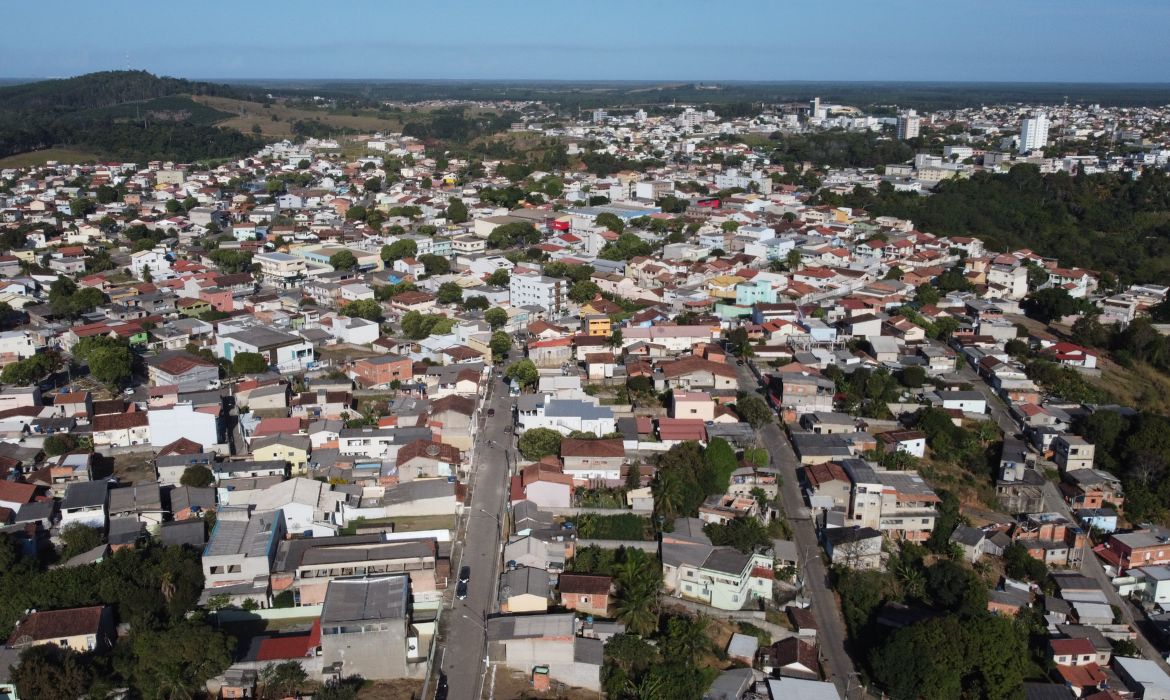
765 677 841 700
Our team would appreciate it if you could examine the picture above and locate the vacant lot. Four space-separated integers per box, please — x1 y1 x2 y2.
0 148 102 167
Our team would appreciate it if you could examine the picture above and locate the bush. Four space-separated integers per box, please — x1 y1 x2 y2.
576 513 652 541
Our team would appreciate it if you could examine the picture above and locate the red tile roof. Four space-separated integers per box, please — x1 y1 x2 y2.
8 606 106 646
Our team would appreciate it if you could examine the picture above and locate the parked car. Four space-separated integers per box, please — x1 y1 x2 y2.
459 566 471 583
487 408 496 417
456 581 468 599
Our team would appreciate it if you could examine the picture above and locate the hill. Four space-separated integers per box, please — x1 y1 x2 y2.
0 70 265 163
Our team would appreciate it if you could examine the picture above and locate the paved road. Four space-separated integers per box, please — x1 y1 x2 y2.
736 361 861 698
440 368 514 700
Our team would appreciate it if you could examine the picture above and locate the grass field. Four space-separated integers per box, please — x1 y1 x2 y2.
193 95 409 139
0 148 102 167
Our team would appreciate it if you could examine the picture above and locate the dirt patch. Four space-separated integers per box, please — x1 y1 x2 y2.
111 451 156 484
488 668 599 700
356 678 424 700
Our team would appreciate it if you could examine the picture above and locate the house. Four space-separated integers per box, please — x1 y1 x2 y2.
1112 656 1170 700
1042 342 1099 369
672 391 715 421
764 677 842 700
655 356 738 392
779 372 835 416
319 574 413 681
661 517 774 611
1095 530 1170 574
802 462 852 511
1050 638 1098 667
60 480 109 530
499 566 553 613
558 574 611 616
146 350 219 391
216 326 314 373
148 402 220 452
352 355 413 389
251 433 311 474
91 409 150 448
6 606 115 652
513 465 574 509
487 613 601 693
503 531 575 572
950 526 987 564
822 526 883 569
560 438 624 484
202 506 285 592
938 390 987 414
107 482 166 531
758 637 820 679
726 633 759 666
1052 435 1095 473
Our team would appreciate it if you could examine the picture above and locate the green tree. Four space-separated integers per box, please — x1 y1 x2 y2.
446 198 469 223
43 433 77 456
612 549 662 636
129 621 234 700
505 359 538 388
518 427 563 461
914 283 940 306
340 299 383 321
180 465 215 488
486 268 511 287
485 307 508 330
703 518 770 553
436 282 463 305
735 394 773 427
58 524 103 560
489 331 512 359
1024 287 1082 324
232 351 269 375
69 196 96 218
11 644 91 700
569 280 600 303
82 341 133 388
462 295 489 311
380 239 417 262
899 365 927 388
418 254 450 276
329 250 357 271
703 438 738 495
259 661 308 700
595 212 625 233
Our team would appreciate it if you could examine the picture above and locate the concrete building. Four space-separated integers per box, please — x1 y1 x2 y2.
896 110 921 140
319 575 415 681
510 273 566 316
1019 113 1050 154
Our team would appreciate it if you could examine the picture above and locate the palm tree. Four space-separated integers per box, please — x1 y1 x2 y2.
628 673 665 700
668 615 712 664
614 580 659 636
651 471 685 524
159 570 176 605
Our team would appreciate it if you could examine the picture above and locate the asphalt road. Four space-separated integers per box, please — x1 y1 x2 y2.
440 368 514 700
735 361 861 698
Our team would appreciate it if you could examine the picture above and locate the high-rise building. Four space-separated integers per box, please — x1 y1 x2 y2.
896 109 921 140
1019 113 1050 154
592 109 607 123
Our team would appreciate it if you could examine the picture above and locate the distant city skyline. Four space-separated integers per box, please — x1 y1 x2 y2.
3 0 1169 83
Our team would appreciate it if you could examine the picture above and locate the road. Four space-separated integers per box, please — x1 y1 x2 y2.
955 353 1170 669
440 366 514 700
735 361 861 698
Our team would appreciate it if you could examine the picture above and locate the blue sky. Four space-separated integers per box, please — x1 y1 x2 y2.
4 0 1168 82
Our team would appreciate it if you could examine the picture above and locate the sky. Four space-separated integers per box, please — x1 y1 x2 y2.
3 0 1169 83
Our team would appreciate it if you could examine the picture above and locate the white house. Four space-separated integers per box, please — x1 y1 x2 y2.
516 397 616 437
129 249 172 281
148 403 220 452
938 390 987 414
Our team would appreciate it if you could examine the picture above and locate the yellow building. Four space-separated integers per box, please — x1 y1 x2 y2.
7 606 114 653
582 314 612 337
251 434 310 475
707 274 745 300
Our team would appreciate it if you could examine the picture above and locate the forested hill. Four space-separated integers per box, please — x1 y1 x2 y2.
833 166 1170 285
0 70 264 163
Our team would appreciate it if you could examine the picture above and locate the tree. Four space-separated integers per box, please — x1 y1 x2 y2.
487 222 540 249
612 549 661 636
380 239 417 262
595 212 625 234
329 250 357 271
59 524 103 560
11 644 91 700
914 283 940 306
489 331 512 358
232 351 269 375
485 307 508 330
625 462 642 489
436 282 463 305
486 268 510 287
180 465 215 488
1003 542 1048 582
463 295 489 311
785 248 802 271
704 518 770 553
703 438 738 495
129 621 234 700
735 394 773 427
43 433 77 456
518 427 563 461
418 254 450 276
505 359 538 388
82 341 133 388
259 661 308 700
899 365 926 388
609 328 624 349
569 280 600 303
446 198 469 223
1024 287 1082 324
341 299 383 321
69 197 96 218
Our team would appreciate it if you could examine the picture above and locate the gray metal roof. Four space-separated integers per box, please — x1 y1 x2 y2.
61 480 108 510
321 574 409 624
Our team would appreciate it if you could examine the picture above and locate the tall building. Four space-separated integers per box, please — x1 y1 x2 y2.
591 109 607 123
1019 113 1050 154
896 110 921 140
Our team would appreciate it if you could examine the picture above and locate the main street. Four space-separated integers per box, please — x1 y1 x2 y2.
440 362 515 700
734 360 862 699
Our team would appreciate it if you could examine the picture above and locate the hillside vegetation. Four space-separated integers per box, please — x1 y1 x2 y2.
0 70 264 162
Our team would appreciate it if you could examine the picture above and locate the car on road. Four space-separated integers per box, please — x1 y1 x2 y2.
436 673 449 700
455 581 468 599
459 566 471 583
487 408 495 416
737 359 744 365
